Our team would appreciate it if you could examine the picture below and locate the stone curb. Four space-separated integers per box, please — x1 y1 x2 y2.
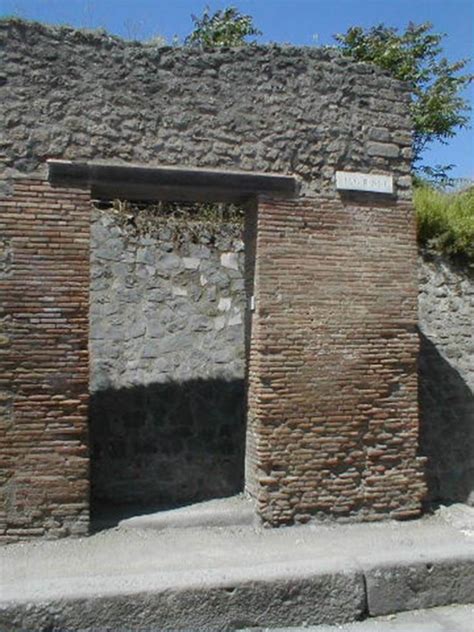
0 562 365 631
1 550 474 631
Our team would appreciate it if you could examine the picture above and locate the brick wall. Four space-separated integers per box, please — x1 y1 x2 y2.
0 177 428 538
246 196 426 525
0 178 90 543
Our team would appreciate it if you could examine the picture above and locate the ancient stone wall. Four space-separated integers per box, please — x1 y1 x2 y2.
0 18 429 538
418 253 474 506
0 20 413 200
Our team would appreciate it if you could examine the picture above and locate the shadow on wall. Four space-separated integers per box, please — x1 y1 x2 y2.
89 377 246 523
419 331 474 506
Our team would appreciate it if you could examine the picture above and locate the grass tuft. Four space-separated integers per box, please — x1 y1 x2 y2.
414 185 474 265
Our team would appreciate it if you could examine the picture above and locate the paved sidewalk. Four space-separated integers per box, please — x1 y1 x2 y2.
1 503 474 630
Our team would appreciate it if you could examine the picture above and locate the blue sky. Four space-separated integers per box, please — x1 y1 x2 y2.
2 0 473 179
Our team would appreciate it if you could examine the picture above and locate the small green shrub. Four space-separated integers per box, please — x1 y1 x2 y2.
185 6 261 48
414 184 474 264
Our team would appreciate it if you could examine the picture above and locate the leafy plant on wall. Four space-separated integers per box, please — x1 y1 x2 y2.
334 23 472 179
185 6 261 47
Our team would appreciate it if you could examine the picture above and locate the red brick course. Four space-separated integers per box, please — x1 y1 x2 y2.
0 178 90 543
246 195 426 525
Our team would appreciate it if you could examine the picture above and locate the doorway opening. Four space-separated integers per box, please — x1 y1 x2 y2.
89 196 256 529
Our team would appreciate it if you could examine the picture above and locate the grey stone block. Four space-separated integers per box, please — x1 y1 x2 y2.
160 253 181 270
369 127 391 142
221 252 239 271
183 256 201 270
228 312 243 326
135 247 155 265
367 142 400 158
172 285 188 297
365 554 474 616
218 297 232 312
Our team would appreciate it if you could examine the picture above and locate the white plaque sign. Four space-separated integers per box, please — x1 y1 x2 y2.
336 171 393 194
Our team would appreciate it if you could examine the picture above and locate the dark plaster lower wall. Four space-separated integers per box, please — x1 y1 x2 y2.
90 379 245 508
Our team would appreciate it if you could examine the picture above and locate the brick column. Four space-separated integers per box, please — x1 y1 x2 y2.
0 178 90 542
246 195 426 525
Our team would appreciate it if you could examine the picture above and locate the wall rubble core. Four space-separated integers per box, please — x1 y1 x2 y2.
0 18 432 541
418 254 474 506
89 201 247 507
